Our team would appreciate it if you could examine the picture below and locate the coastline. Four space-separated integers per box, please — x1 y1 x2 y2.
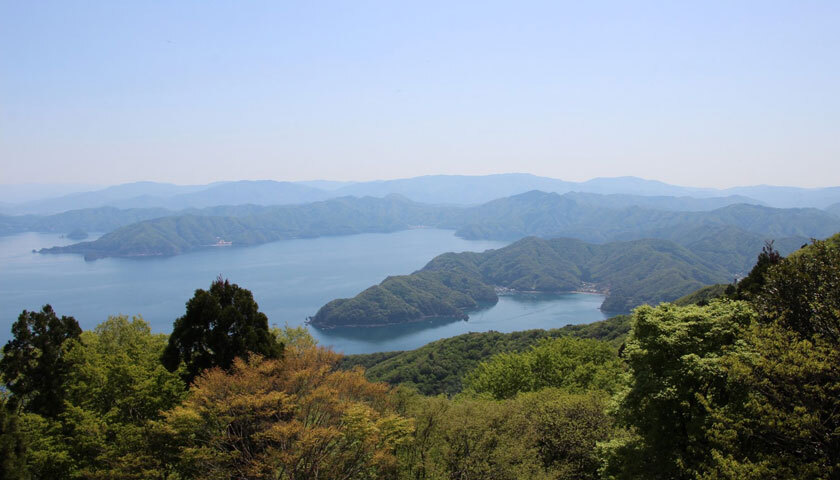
308 312 470 330
309 286 611 329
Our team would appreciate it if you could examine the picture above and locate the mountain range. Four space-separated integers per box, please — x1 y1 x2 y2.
5 174 840 215
37 191 832 265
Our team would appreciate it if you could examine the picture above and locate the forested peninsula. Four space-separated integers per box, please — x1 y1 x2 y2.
36 190 839 260
309 231 796 327
39 195 450 259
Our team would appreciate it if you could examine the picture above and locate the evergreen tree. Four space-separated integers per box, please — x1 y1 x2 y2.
0 305 81 418
734 240 782 299
162 277 283 384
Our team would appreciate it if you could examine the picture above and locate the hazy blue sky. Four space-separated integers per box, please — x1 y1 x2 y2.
1 1 838 188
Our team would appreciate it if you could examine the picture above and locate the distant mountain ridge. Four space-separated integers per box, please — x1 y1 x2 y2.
0 189 781 237
7 174 840 214
451 191 840 243
0 204 288 236
37 191 830 262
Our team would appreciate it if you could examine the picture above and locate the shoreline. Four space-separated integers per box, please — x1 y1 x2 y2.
310 287 611 329
308 313 469 330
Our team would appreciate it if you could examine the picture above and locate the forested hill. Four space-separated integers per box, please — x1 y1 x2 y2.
39 195 451 259
453 190 840 242
37 190 836 260
338 314 632 396
828 202 840 217
0 206 174 236
311 236 733 327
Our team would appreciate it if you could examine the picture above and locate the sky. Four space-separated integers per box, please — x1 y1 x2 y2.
1 1 838 188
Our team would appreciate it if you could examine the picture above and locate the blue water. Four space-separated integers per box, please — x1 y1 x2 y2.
0 230 608 354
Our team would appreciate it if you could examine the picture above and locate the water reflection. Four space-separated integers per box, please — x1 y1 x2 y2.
310 293 608 354
314 317 465 345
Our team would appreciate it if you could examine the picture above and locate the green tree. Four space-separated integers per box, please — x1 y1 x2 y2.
754 237 840 341
395 388 614 480
518 390 615 480
734 240 782 299
162 277 283 384
163 347 412 480
602 301 756 479
65 315 187 478
16 315 187 479
703 237 840 478
0 305 81 418
464 337 622 400
705 324 840 479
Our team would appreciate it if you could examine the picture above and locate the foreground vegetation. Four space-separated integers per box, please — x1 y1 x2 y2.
2 234 838 479
338 315 631 396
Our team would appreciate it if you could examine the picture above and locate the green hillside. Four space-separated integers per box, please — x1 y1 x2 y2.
310 236 733 327
338 315 631 395
454 191 840 242
40 195 451 259
0 206 174 236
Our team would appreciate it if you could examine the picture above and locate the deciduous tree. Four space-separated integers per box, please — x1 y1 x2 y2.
163 345 412 479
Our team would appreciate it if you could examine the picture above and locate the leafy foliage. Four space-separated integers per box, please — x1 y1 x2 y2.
464 337 623 399
734 240 783 299
397 388 616 480
702 235 840 477
8 316 184 479
605 235 840 478
705 324 840 478
162 277 283 384
672 284 731 306
603 301 756 479
162 346 413 479
754 235 840 340
15 315 187 479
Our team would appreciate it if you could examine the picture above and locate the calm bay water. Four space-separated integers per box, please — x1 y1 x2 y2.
0 230 608 354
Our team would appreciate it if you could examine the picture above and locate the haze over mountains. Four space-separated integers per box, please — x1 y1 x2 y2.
5 174 840 215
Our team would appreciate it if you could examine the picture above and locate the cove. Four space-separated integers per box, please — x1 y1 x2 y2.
0 230 607 354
